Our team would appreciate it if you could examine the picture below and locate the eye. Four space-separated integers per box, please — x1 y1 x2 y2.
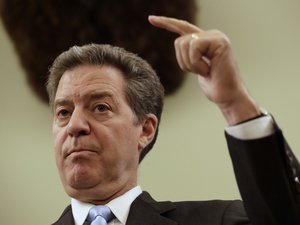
95 103 110 113
57 109 71 118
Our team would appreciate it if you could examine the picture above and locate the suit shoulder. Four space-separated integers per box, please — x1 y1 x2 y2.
135 192 250 224
166 200 249 225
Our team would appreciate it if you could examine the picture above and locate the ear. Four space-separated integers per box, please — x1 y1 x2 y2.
138 114 158 153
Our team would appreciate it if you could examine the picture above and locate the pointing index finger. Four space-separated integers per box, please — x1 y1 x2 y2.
148 15 202 35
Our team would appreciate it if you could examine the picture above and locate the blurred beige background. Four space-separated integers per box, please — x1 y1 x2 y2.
1 0 300 224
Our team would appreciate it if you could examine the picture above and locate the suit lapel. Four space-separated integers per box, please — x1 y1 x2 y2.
52 205 75 225
126 192 177 225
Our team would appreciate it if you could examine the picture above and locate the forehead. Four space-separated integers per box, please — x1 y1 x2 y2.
60 64 125 85
55 65 127 103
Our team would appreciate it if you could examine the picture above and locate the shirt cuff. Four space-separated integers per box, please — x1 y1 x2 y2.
225 114 275 140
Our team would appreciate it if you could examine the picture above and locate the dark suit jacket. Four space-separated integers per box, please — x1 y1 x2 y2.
225 124 300 225
53 121 300 225
52 192 250 225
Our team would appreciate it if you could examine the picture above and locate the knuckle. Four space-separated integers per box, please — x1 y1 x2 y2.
209 29 231 46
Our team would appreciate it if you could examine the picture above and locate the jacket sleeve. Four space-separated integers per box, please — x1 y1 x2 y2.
225 126 300 225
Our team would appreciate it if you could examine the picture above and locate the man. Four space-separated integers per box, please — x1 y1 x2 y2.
49 16 300 225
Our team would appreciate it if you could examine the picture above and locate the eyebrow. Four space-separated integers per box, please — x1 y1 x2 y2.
86 91 115 102
53 99 72 109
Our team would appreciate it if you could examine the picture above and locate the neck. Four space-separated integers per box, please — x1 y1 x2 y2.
72 182 137 205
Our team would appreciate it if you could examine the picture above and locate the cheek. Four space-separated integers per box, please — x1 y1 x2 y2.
112 126 138 147
95 125 139 161
52 127 66 168
114 127 141 159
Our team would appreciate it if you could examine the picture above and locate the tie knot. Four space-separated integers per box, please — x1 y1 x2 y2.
87 205 114 225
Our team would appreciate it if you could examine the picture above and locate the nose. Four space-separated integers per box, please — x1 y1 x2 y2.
67 108 91 137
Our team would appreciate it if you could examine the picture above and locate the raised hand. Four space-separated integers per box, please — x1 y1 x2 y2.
149 15 261 125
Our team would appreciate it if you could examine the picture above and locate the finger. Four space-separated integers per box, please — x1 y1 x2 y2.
174 37 189 71
174 36 192 71
189 39 210 76
148 15 202 35
192 57 210 76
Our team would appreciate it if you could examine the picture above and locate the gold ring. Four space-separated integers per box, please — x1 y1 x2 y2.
191 33 199 40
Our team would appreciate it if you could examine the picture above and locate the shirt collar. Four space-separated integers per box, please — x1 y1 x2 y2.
71 198 93 225
107 186 142 224
71 186 142 225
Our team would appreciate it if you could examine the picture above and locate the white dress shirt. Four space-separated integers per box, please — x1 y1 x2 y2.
71 186 142 225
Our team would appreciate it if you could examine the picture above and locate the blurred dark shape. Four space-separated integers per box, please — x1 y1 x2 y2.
0 0 197 102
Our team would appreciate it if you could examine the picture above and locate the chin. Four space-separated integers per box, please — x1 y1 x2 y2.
70 173 100 188
64 181 114 204
67 162 101 184
64 180 98 199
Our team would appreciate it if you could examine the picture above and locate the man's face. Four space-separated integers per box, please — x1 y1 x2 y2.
52 65 156 204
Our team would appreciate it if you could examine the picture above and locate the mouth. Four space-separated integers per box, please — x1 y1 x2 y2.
65 148 97 158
